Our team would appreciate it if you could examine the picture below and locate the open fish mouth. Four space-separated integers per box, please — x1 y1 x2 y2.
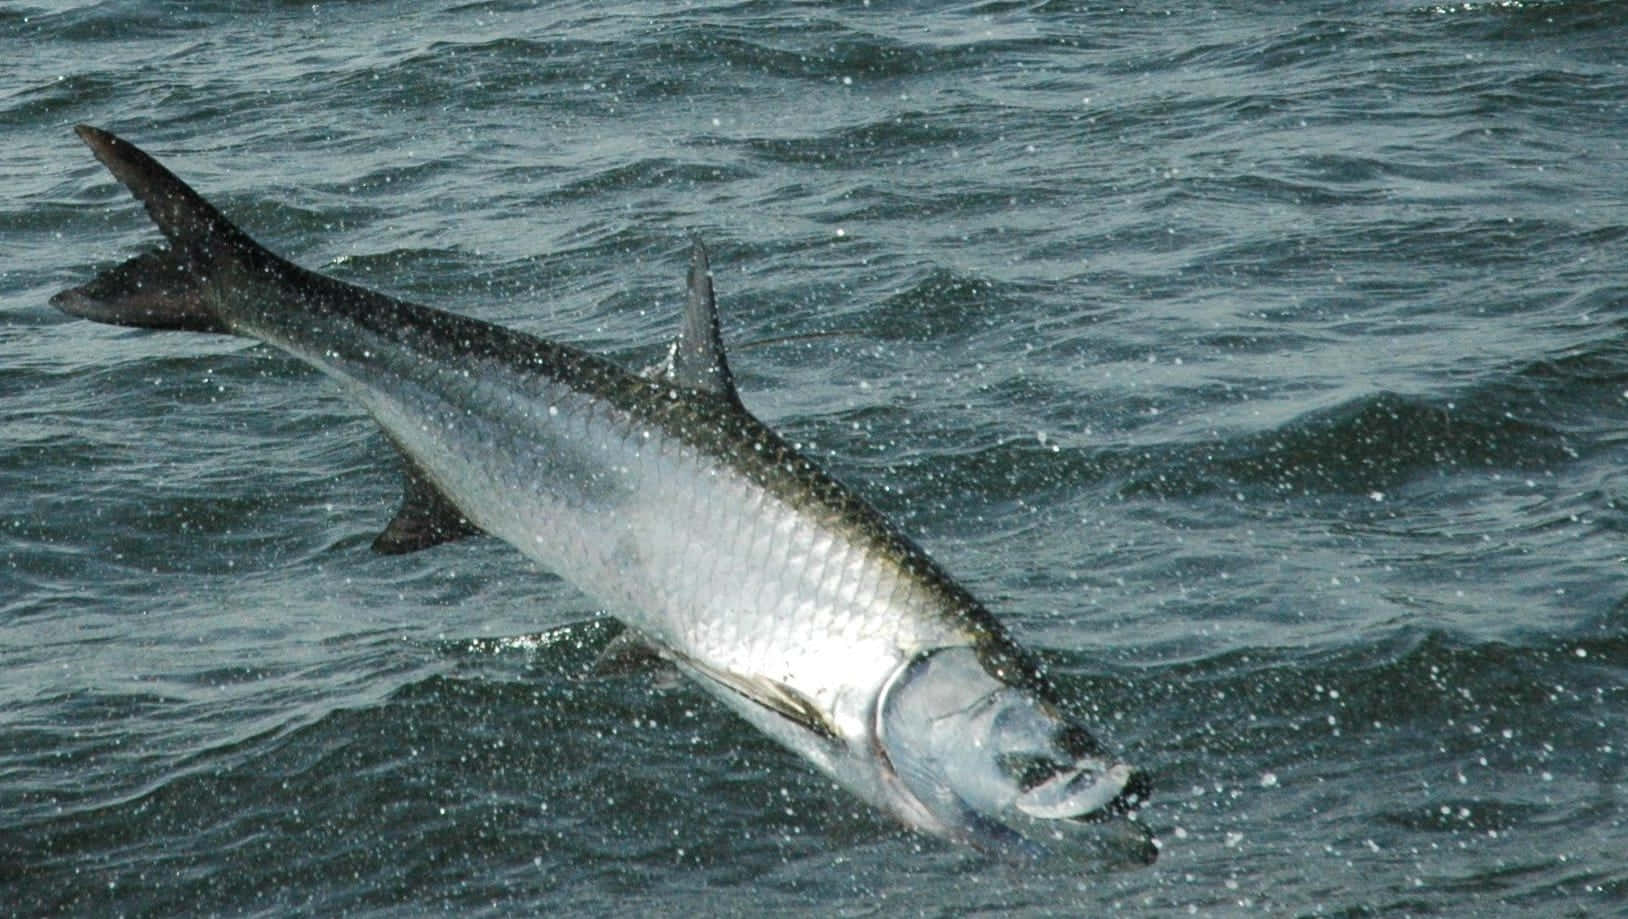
1016 761 1144 820
874 645 1154 862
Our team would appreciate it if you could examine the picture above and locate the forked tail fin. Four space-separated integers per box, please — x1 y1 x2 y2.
51 125 274 333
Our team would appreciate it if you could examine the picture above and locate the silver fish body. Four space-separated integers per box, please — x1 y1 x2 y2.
52 126 1153 863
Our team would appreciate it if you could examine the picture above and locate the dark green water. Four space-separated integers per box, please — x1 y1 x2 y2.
4 1 1626 914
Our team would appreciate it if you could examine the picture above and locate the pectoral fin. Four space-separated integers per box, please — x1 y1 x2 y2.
678 655 839 741
585 621 837 740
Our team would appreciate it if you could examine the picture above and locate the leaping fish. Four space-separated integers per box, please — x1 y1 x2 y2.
52 126 1154 863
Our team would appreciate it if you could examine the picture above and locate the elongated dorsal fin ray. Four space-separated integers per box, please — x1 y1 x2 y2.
669 238 742 406
372 456 483 554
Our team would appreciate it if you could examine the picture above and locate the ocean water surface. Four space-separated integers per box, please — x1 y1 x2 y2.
3 1 1627 914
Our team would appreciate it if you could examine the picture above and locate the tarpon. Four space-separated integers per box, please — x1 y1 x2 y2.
52 126 1154 863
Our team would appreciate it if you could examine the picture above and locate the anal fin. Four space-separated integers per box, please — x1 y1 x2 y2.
372 459 482 554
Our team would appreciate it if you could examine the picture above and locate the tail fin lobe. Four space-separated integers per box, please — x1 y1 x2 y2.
53 126 270 333
71 125 254 257
50 248 227 332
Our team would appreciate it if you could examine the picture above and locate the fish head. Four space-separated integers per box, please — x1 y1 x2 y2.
876 645 1155 865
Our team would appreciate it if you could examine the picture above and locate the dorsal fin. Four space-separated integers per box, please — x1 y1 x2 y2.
669 238 742 406
372 457 483 554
